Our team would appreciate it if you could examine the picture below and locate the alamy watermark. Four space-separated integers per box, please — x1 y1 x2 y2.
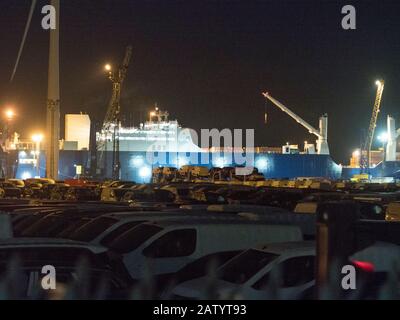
41 5 56 30
40 4 356 30
145 128 255 176
341 264 356 290
41 265 56 290
341 5 356 30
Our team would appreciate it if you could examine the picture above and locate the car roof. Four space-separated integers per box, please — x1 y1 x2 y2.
254 241 315 254
145 218 299 227
0 238 107 254
102 210 245 221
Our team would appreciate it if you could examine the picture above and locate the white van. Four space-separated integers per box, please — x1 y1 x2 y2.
67 210 255 245
106 219 303 279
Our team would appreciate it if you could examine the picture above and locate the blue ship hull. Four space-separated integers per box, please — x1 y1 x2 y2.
16 151 343 182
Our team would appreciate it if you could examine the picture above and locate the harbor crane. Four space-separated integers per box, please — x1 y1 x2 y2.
97 45 133 179
262 92 329 155
360 80 384 172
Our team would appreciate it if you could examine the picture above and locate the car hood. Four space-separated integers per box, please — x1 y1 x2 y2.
172 276 241 299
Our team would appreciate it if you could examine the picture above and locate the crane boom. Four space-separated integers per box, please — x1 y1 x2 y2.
97 45 133 178
262 92 329 155
360 80 384 172
262 92 322 138
103 45 133 131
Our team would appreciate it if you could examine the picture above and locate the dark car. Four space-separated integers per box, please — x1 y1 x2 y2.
23 182 44 199
122 189 176 204
64 187 100 201
0 182 22 198
49 184 71 200
0 239 132 299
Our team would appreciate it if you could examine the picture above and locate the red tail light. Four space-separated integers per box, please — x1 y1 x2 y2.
351 260 375 272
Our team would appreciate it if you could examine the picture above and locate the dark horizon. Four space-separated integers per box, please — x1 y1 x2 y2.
1 0 400 164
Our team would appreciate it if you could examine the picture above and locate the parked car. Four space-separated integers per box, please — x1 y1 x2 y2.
160 184 195 204
106 219 303 280
101 181 136 201
122 189 176 205
64 187 100 201
0 238 131 299
7 179 25 189
155 249 243 297
0 182 23 198
49 184 71 200
25 178 55 186
65 210 245 245
170 241 315 300
294 199 385 220
23 182 45 198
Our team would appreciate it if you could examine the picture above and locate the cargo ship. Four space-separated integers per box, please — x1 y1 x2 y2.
9 106 342 182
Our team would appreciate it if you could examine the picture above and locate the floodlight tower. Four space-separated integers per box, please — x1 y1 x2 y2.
46 0 60 179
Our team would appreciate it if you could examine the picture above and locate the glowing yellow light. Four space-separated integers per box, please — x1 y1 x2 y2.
375 80 381 86
32 134 44 142
150 111 156 117
105 64 112 71
5 109 14 120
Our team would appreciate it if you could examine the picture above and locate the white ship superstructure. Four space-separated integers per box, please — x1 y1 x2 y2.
97 108 201 152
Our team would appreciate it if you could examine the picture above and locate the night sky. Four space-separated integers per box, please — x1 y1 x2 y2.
1 0 400 164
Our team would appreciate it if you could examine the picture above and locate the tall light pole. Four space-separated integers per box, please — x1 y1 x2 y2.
32 134 43 177
46 0 60 179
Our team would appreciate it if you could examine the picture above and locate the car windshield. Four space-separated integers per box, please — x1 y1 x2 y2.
108 224 163 254
100 220 147 246
68 217 118 242
176 250 242 280
218 249 278 284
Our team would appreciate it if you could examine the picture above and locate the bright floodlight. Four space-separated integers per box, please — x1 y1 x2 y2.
375 80 381 86
139 166 151 178
105 64 112 71
353 149 360 157
132 156 144 167
32 134 44 142
178 156 189 168
21 171 32 180
214 157 225 168
5 109 14 120
256 158 268 170
378 132 389 143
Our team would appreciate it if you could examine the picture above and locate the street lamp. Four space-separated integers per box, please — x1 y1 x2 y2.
353 149 360 157
104 64 112 72
32 134 43 177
